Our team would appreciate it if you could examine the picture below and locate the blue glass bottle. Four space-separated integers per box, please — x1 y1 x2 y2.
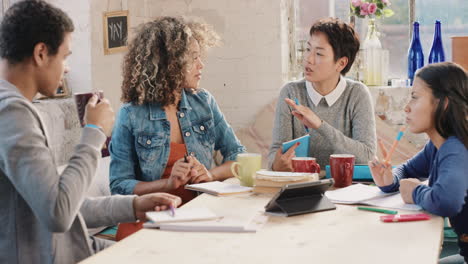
429 20 445 64
408 22 424 85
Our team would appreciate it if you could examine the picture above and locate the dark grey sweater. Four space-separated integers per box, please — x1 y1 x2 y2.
268 78 376 169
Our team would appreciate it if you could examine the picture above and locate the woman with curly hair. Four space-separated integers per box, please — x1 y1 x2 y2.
109 17 245 237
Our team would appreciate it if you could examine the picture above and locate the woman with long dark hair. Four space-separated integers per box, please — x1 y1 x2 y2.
369 62 468 263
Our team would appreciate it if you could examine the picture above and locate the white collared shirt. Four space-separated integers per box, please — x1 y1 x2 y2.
306 75 347 107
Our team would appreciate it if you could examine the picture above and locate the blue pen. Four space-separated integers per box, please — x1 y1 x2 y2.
294 98 310 133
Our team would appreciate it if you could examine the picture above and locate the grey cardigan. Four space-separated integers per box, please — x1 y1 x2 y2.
268 78 376 169
0 80 136 264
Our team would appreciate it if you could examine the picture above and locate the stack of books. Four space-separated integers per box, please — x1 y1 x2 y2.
253 170 319 193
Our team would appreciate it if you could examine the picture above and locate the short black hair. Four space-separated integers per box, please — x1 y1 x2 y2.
309 18 360 75
0 0 74 64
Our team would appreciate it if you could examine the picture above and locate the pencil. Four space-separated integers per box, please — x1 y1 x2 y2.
383 126 406 164
294 98 309 133
357 206 398 215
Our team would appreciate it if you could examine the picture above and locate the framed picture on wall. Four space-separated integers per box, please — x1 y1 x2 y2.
103 10 129 55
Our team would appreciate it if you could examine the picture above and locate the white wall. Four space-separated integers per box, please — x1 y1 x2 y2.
52 0 330 130
88 0 289 130
48 0 92 94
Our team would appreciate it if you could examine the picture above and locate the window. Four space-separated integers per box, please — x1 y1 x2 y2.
416 0 468 63
294 0 468 81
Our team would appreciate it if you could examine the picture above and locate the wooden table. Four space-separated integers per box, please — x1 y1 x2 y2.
81 188 443 264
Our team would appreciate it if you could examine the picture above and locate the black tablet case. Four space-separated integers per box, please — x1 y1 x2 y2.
264 179 336 217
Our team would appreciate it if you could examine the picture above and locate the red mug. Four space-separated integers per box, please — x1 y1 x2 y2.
292 157 321 173
74 91 104 127
330 154 355 188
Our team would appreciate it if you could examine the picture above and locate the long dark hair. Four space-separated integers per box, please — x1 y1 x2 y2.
416 62 468 148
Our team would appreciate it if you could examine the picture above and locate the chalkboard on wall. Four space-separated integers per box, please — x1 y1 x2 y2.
103 10 129 55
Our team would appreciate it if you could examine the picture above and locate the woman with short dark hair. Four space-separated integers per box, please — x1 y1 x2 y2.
369 62 468 263
269 17 376 172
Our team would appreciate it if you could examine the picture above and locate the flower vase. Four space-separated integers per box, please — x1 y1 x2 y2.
362 18 383 86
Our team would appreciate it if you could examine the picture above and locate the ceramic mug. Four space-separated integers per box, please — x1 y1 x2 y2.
74 91 104 127
292 157 321 173
330 154 355 188
230 153 262 187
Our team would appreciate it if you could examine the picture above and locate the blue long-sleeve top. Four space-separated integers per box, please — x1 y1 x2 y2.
379 137 467 245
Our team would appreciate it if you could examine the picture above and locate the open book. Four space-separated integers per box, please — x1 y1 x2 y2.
185 181 253 196
282 134 310 157
325 184 421 211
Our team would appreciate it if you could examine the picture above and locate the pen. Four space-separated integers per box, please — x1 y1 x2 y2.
380 213 431 223
383 126 406 164
169 205 176 217
294 98 309 133
357 206 397 214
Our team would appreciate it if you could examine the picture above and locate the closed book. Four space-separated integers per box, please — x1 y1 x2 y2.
256 170 318 181
255 178 314 187
253 186 281 194
185 181 253 196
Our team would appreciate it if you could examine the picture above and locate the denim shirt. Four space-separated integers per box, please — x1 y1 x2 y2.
109 89 245 195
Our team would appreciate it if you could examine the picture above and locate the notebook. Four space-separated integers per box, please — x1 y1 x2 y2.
185 181 253 196
145 207 220 224
144 211 269 233
282 134 310 157
325 184 422 211
256 170 319 181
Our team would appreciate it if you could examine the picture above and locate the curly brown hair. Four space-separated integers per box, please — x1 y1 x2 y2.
121 16 220 106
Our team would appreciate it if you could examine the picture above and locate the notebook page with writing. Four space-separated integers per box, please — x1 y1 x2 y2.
185 181 253 196
145 207 219 224
325 184 395 204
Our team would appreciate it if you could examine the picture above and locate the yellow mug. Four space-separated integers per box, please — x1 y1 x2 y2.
230 153 262 187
